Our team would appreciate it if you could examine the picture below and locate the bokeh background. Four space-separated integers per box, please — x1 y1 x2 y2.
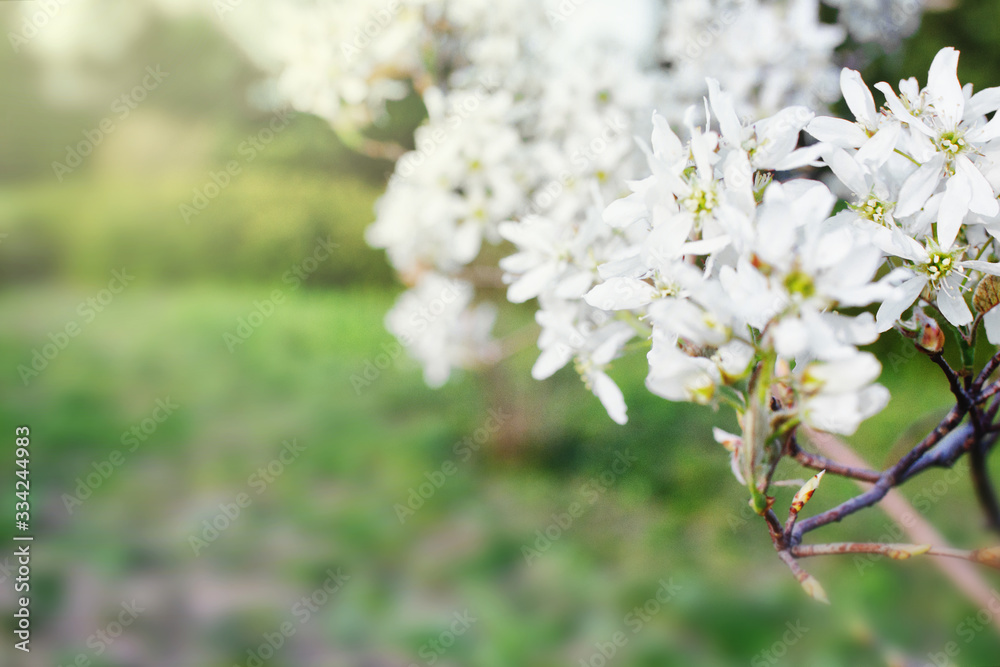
3 1 1000 665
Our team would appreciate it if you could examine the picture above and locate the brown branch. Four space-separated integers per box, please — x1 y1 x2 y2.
790 406 966 542
969 434 1000 534
974 349 1000 391
795 429 1000 633
930 352 970 409
963 382 1000 533
762 349 1000 607
788 436 880 483
790 542 1000 571
980 380 1000 404
775 549 828 603
764 508 786 548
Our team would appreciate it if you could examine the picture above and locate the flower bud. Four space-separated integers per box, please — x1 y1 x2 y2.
799 573 829 604
972 545 1000 569
974 275 1000 314
914 310 945 354
789 470 825 516
882 543 931 560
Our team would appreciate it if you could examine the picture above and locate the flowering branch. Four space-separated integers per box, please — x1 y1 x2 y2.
771 346 1000 599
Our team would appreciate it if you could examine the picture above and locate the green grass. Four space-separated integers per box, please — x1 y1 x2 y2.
2 285 999 666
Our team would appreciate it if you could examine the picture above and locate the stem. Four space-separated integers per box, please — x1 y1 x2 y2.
975 350 1000 391
788 437 880 483
790 406 966 544
969 434 1000 534
929 352 970 409
981 380 1000 403
893 148 922 167
332 124 407 161
790 542 999 569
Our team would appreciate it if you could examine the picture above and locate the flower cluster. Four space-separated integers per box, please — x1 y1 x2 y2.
362 0 880 391
810 48 1000 338
503 46 1000 501
37 1 990 503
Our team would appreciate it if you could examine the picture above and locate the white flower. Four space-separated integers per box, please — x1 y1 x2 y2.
386 274 500 387
874 48 1000 246
531 296 634 424
794 352 890 435
807 67 901 167
875 232 1000 330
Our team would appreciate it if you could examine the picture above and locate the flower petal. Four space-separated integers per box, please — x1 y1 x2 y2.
591 371 627 425
842 68 878 128
984 305 1000 345
896 153 945 218
937 171 971 249
936 276 973 326
875 275 926 331
956 155 999 217
926 47 965 128
806 116 867 147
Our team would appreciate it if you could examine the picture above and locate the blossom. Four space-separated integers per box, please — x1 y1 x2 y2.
874 48 1000 246
789 351 890 435
874 232 1000 330
385 274 500 388
531 296 634 424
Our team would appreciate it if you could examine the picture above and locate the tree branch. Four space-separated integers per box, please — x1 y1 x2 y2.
779 430 1000 627
788 436 880 483
969 433 1000 534
790 542 1000 569
790 406 967 544
974 349 1000 391
929 352 970 409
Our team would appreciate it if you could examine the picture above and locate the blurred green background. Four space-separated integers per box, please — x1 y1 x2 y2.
3 2 1000 666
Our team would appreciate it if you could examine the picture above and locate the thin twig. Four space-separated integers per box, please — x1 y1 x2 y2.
975 349 1000 391
794 429 1000 632
930 352 970 409
790 542 1000 569
969 434 1000 534
788 437 880 483
790 406 966 543
980 380 1000 403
